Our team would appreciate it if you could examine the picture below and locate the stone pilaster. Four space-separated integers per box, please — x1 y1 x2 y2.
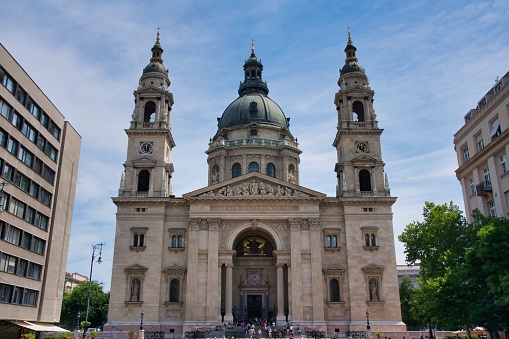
309 219 325 323
185 219 200 322
289 218 303 322
224 263 233 322
206 219 220 321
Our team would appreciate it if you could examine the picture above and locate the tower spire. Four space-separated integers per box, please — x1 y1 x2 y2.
251 39 255 54
238 41 268 96
150 28 164 65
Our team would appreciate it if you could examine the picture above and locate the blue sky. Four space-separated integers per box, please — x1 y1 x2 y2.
1 0 508 291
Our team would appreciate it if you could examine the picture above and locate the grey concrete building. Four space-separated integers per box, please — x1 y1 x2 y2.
108 32 404 335
0 43 81 335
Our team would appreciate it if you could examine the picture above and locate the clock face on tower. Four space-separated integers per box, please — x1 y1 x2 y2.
139 142 153 154
356 142 368 153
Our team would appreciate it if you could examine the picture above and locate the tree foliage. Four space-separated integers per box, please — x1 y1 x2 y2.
59 280 109 330
399 276 423 330
398 202 509 333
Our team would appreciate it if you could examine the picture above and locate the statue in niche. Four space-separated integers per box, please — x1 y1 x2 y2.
288 169 296 184
369 279 379 301
211 170 219 184
130 278 140 302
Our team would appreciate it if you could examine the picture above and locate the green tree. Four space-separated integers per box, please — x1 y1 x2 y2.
59 280 109 330
399 276 423 330
398 202 479 330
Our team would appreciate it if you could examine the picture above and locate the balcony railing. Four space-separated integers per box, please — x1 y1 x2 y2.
476 181 492 197
208 138 299 150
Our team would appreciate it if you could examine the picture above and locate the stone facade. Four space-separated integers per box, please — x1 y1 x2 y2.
108 32 404 335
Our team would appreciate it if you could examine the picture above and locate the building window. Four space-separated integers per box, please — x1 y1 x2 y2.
476 133 484 152
0 283 13 303
266 163 276 178
249 129 258 137
169 278 180 302
361 226 379 251
144 101 156 123
130 227 148 252
0 98 12 120
1 68 16 94
359 169 371 191
329 278 340 302
0 253 17 274
462 146 470 163
483 167 491 185
232 163 242 178
488 200 497 218
469 178 475 195
490 118 501 139
501 155 508 174
168 229 185 252
27 262 42 280
137 170 150 192
248 162 259 173
323 229 341 252
23 288 38 306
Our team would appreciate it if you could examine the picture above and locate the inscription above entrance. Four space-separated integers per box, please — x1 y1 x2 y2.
210 205 299 212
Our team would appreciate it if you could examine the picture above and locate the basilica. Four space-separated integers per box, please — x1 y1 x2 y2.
107 31 405 335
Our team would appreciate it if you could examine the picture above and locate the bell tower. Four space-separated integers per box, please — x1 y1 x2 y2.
118 31 175 198
333 30 390 198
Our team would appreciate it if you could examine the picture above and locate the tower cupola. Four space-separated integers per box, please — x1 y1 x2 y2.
143 29 168 75
238 40 269 96
340 29 365 76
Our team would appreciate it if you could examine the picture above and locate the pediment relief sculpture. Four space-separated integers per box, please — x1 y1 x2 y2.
199 178 310 198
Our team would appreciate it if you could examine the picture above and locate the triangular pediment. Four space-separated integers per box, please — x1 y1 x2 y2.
352 154 378 162
361 263 385 272
124 264 148 272
162 264 186 272
183 172 326 200
322 264 346 272
130 155 158 166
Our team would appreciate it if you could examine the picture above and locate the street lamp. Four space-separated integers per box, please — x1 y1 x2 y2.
83 242 104 339
366 310 370 329
366 310 371 339
140 310 144 330
76 311 81 330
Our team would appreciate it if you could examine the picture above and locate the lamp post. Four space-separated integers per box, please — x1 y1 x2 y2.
82 243 104 339
77 311 81 330
140 310 144 330
366 310 371 339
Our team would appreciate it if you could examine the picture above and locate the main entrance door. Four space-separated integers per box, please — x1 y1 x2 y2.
247 295 262 319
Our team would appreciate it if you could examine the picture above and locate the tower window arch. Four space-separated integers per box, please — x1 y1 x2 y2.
330 278 341 302
232 163 242 178
352 101 365 122
248 162 259 173
169 278 180 302
359 169 371 191
138 170 150 192
266 163 276 178
144 101 156 123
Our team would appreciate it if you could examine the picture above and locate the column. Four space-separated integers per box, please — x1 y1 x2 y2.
309 219 325 323
221 155 226 182
276 263 285 324
242 154 247 175
217 264 223 322
289 219 303 322
184 219 200 323
224 263 233 322
206 219 220 321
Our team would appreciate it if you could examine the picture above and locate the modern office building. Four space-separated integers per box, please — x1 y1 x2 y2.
0 43 81 335
396 264 420 288
108 32 404 335
454 71 509 222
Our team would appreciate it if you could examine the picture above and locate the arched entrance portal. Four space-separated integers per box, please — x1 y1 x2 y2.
221 230 284 324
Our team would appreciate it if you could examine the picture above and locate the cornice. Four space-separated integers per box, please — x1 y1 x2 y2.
112 197 188 206
320 197 397 205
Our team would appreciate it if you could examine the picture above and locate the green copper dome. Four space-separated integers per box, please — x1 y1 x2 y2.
217 42 289 130
218 93 289 130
